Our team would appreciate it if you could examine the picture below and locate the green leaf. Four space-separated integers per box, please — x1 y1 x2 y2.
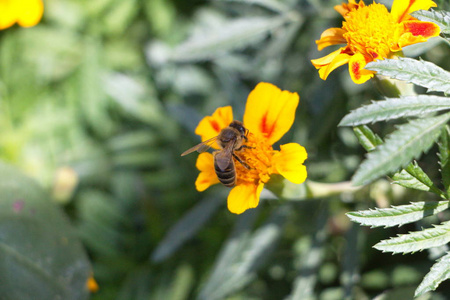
198 207 288 300
0 163 91 300
415 251 450 297
352 112 450 186
365 57 450 94
353 125 383 152
170 16 289 62
392 162 443 195
339 95 450 127
347 201 449 228
374 221 450 254
151 197 222 263
438 126 450 196
412 10 450 34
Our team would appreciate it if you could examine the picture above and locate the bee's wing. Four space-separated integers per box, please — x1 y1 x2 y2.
215 141 235 170
181 136 219 156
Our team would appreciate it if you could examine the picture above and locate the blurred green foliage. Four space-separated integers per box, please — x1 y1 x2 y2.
0 0 449 299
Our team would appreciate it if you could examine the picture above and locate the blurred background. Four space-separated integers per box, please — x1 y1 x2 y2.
1 0 449 299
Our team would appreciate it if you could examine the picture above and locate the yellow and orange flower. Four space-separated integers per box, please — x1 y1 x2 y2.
311 0 441 84
0 0 44 30
194 82 307 214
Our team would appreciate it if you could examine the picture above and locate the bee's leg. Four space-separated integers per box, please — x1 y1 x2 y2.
236 145 255 151
233 154 251 169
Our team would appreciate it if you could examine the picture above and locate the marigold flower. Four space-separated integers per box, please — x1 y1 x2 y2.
193 82 307 214
0 0 44 30
311 0 440 84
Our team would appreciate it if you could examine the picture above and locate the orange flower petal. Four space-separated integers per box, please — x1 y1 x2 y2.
195 152 219 192
391 0 437 23
0 0 17 30
195 106 233 148
348 53 374 84
243 82 299 145
227 182 264 214
334 0 364 17
272 143 307 184
316 28 347 51
16 0 44 28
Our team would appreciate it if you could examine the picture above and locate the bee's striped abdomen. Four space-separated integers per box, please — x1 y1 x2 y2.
214 160 236 187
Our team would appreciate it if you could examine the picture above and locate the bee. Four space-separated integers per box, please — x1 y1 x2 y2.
181 120 251 187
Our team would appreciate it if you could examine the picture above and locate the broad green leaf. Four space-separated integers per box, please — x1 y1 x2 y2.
412 10 450 34
171 16 288 62
151 197 222 263
438 126 450 196
0 163 90 300
415 252 450 297
374 221 450 254
392 162 444 196
198 207 288 300
353 125 383 152
352 112 450 186
339 96 450 127
366 57 450 94
347 201 449 228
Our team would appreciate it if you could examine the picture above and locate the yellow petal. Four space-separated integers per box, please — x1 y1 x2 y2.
312 48 352 80
272 143 307 184
195 152 219 192
243 82 299 145
15 0 44 27
195 106 233 148
0 0 17 30
316 28 347 51
391 0 437 23
227 183 264 214
334 0 364 17
348 53 374 84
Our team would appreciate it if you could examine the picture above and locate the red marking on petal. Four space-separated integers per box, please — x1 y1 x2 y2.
405 22 439 37
351 62 361 80
209 120 220 133
260 112 275 139
398 0 417 22
370 51 379 59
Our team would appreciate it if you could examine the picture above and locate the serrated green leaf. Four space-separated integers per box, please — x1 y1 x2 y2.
412 10 450 34
352 112 450 186
339 96 450 127
366 57 450 94
170 16 288 62
374 221 450 254
392 162 444 196
347 201 449 228
353 125 383 152
415 251 450 297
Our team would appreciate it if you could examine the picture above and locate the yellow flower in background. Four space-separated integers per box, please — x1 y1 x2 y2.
0 0 44 30
311 0 441 84
194 83 307 214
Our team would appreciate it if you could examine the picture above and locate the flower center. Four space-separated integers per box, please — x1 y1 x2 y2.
234 133 273 185
342 3 399 60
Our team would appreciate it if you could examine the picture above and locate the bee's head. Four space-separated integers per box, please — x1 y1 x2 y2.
229 120 246 137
